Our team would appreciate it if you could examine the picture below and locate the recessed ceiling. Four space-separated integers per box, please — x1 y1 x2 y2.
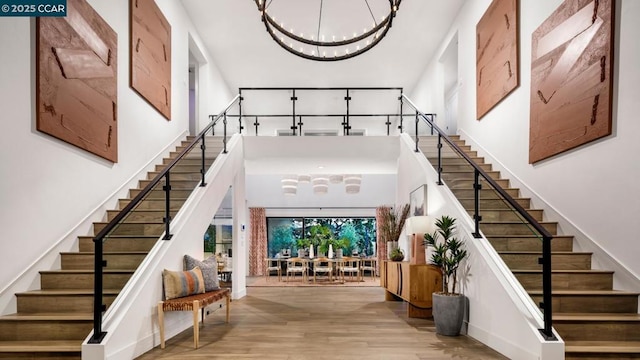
180 0 465 91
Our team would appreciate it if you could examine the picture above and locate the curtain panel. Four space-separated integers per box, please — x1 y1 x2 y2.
375 206 389 275
249 207 267 276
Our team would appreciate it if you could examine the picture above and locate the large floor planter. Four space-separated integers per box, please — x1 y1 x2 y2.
432 292 466 336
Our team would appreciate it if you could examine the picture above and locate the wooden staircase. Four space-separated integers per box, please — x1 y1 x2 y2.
419 135 640 360
0 137 223 359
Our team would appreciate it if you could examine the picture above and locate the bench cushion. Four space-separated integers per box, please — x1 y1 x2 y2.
162 267 205 300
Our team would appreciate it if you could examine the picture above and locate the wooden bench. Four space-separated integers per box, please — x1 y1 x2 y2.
157 288 230 349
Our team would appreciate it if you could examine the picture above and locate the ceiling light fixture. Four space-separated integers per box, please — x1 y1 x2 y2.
256 0 401 62
282 174 362 195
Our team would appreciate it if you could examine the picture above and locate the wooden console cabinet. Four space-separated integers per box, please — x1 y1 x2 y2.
381 261 442 318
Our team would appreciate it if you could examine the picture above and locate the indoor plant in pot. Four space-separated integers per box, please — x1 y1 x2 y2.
388 247 405 261
379 204 410 259
424 215 468 336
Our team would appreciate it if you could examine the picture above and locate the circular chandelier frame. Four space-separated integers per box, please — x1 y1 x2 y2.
256 0 401 61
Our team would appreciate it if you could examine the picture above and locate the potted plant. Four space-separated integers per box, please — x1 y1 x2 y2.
423 215 468 336
306 224 332 256
379 204 410 259
333 237 350 258
388 247 405 261
296 238 311 257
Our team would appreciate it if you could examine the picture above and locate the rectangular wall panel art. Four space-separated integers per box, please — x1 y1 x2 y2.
476 0 519 120
529 0 614 163
130 0 171 120
37 0 118 162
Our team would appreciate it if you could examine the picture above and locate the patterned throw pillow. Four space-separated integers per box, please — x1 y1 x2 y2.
184 255 220 291
162 267 205 300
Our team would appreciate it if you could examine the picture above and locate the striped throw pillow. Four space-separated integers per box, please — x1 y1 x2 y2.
162 267 205 300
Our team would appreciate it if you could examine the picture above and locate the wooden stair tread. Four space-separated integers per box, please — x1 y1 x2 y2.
62 251 148 255
482 220 556 225
0 340 81 352
120 197 189 201
565 341 640 353
149 170 204 174
512 269 614 274
17 289 120 295
79 234 159 238
528 290 640 296
108 209 170 212
499 251 591 255
455 196 530 200
0 313 92 321
40 269 134 274
555 313 640 321
94 221 165 224
486 234 573 238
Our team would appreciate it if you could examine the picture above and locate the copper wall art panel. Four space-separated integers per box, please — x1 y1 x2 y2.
529 0 614 163
37 0 117 162
476 0 519 120
130 0 171 120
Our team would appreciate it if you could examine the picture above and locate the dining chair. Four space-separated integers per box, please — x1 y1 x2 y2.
264 258 281 281
312 257 333 283
286 258 307 282
360 258 377 280
338 258 360 282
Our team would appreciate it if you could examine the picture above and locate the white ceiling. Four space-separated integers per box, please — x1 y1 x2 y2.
243 136 400 174
180 0 466 92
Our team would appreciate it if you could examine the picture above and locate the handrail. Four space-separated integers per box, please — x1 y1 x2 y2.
239 87 404 91
88 94 240 343
401 94 557 340
225 113 417 118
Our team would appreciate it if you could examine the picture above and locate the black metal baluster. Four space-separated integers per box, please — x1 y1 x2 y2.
298 115 304 135
398 90 403 134
291 89 298 135
386 115 391 136
414 111 419 152
238 93 243 134
430 114 435 135
163 172 173 240
210 115 215 136
472 169 482 238
540 236 556 339
254 116 260 136
345 89 351 135
88 237 107 343
223 112 228 154
200 136 207 187
437 133 443 185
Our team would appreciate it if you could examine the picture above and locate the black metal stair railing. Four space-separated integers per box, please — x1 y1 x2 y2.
401 94 557 341
88 95 240 344
218 87 434 136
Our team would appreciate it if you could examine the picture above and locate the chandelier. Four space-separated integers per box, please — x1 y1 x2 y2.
256 0 401 61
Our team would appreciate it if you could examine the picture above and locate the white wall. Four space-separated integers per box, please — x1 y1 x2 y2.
243 135 399 218
0 0 233 294
409 0 640 279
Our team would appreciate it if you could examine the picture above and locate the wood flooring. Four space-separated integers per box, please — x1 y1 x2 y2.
136 286 507 360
